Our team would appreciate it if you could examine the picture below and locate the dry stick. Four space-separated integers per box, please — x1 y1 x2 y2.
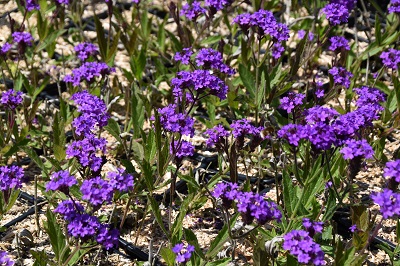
34 174 40 234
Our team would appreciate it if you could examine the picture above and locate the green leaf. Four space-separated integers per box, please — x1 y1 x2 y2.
253 238 268 266
21 147 49 178
3 138 30 158
290 33 308 77
52 112 66 161
147 194 168 237
282 169 296 216
172 193 195 241
160 248 176 266
93 14 107 60
44 208 69 262
131 140 144 162
131 83 145 138
104 118 122 144
31 250 50 266
375 13 381 45
106 30 121 65
238 64 256 99
184 228 206 260
36 29 66 53
200 35 222 46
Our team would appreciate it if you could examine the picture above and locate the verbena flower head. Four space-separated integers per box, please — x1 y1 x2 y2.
170 140 195 160
340 139 374 160
371 189 400 219
283 230 326 265
56 0 70 4
1 89 23 110
277 124 307 146
304 106 338 124
174 48 193 65
46 170 77 193
353 86 385 110
235 191 282 225
96 225 119 250
74 42 99 61
180 2 206 20
81 177 114 206
171 70 228 100
349 224 358 232
0 43 11 56
332 111 365 140
302 218 324 237
205 0 233 12
330 0 357 10
172 243 195 263
0 251 14 266
380 48 400 69
212 182 239 208
279 92 305 113
67 213 100 239
329 36 350 52
54 200 84 221
321 3 349 26
157 104 195 137
383 160 400 183
389 0 400 13
107 168 134 192
25 0 40 11
328 66 353 88
304 123 337 150
66 135 107 172
12 32 34 46
64 62 115 86
0 165 24 191
204 124 230 148
195 48 235 75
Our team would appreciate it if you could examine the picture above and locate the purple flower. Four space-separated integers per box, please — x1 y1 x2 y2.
304 106 338 124
205 0 233 11
172 243 195 263
195 48 235 75
212 182 239 208
332 111 365 140
235 191 282 225
0 43 11 56
271 43 285 59
371 189 400 219
156 104 194 137
321 3 349 26
66 135 107 172
279 92 305 113
64 62 115 86
0 165 24 191
96 225 119 250
380 48 400 69
329 36 350 52
54 200 84 221
330 0 357 10
283 230 325 265
204 125 230 148
174 48 193 65
81 177 114 206
170 140 195 160
297 30 314 41
107 168 134 192
339 139 374 160
353 86 385 110
328 66 353 88
389 0 400 13
56 0 70 4
0 251 14 266
277 124 307 146
349 224 358 232
74 42 98 61
384 160 400 183
1 89 23 110
305 123 337 150
25 0 40 11
302 218 324 237
180 2 206 20
46 170 77 193
230 119 261 139
67 213 100 239
12 32 34 46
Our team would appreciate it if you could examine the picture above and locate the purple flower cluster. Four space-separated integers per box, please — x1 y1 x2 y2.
353 86 385 110
54 200 119 249
107 168 134 192
74 42 99 61
321 3 350 26
384 160 400 183
64 62 115 86
328 66 353 88
212 182 239 208
12 32 34 46
171 70 228 100
25 0 40 11
172 243 195 263
380 48 400 69
180 2 206 20
230 119 264 139
329 36 350 52
297 30 314 41
389 0 400 13
233 10 289 59
340 139 374 160
170 140 195 160
157 104 194 137
283 230 325 265
302 218 324 237
371 189 400 219
174 48 193 65
70 90 109 136
0 251 14 266
277 124 307 146
279 92 305 113
81 177 114 206
195 48 235 75
1 89 23 110
0 165 24 191
204 125 230 148
46 170 77 194
0 43 11 56
330 0 357 10
66 135 107 172
56 0 70 4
